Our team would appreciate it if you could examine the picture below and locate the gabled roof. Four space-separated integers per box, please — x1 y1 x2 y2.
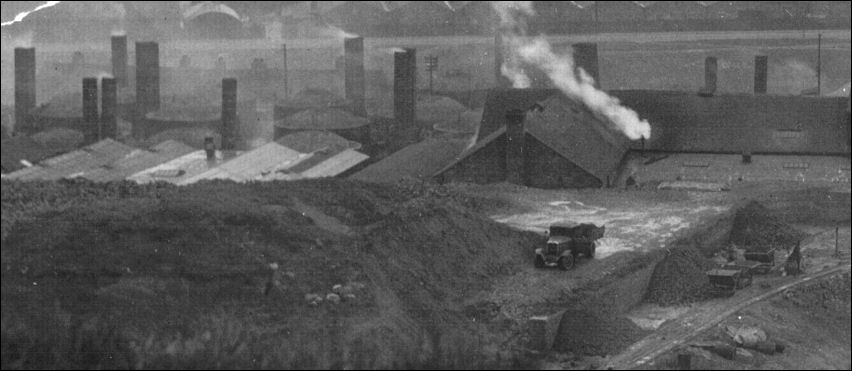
434 126 506 177
181 142 307 184
4 139 136 181
438 94 630 183
477 89 560 142
299 148 369 179
352 138 469 183
525 95 629 181
276 130 362 153
79 140 196 182
127 149 239 185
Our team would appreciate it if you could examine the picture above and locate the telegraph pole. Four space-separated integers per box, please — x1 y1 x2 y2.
817 33 822 96
425 55 438 96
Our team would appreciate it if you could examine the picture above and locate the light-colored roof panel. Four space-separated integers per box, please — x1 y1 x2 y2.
128 150 234 185
301 149 369 179
181 143 309 184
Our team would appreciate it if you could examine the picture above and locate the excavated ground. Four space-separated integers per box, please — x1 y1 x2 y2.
2 179 848 369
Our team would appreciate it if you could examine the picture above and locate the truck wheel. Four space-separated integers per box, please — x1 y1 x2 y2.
535 256 545 268
558 255 575 271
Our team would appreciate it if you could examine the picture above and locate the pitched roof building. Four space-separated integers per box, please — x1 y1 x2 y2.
435 93 629 189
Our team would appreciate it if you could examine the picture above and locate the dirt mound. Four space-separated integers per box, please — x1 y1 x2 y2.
552 309 648 357
1 179 538 369
730 201 806 252
644 245 714 306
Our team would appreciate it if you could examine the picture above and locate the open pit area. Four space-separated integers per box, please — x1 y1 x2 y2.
2 178 848 370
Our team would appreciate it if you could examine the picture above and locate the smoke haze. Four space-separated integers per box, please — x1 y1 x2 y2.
492 1 652 140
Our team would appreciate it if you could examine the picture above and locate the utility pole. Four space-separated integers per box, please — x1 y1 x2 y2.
425 55 438 96
817 33 822 96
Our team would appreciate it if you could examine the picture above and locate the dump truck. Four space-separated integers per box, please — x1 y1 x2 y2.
535 223 605 270
707 268 753 297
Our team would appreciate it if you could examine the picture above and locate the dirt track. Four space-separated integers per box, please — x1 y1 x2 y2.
606 263 852 370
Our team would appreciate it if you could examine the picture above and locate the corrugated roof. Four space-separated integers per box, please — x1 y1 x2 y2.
181 142 308 184
300 149 369 179
278 108 369 130
276 130 362 153
80 140 196 182
353 138 470 183
128 150 237 185
5 139 136 181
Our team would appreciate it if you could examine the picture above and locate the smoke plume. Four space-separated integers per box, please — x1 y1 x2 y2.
492 1 652 140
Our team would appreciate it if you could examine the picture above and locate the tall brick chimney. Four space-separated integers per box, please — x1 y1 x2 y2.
221 78 238 151
14 47 36 135
394 48 417 141
135 42 160 114
754 55 768 94
111 35 128 87
82 77 99 143
505 108 526 185
281 43 289 99
572 43 600 86
699 56 717 97
101 77 118 140
495 33 511 89
344 37 366 116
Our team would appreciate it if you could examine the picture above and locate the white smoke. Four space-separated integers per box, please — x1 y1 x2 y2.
1 1 63 27
491 1 652 140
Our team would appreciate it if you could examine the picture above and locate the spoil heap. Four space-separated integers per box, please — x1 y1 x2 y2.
552 309 648 356
730 201 806 252
1 179 539 369
644 245 714 306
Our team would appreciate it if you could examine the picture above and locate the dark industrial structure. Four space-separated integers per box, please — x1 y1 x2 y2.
82 77 99 143
135 41 160 116
394 48 417 143
111 35 128 87
344 37 366 116
14 47 36 135
221 78 238 151
101 77 118 140
439 42 850 189
437 93 628 189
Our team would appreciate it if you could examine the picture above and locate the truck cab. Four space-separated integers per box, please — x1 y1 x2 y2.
535 223 605 270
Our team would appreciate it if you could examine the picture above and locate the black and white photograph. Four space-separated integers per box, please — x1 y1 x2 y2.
1 1 850 369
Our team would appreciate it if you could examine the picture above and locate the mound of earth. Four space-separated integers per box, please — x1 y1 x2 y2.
644 245 714 306
1 179 539 369
730 201 806 252
552 309 648 357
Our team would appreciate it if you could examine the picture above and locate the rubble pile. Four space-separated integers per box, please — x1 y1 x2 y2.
730 201 806 252
644 245 714 306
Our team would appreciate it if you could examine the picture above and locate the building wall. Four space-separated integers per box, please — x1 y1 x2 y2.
439 134 507 184
524 136 603 189
612 91 850 155
438 133 603 189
